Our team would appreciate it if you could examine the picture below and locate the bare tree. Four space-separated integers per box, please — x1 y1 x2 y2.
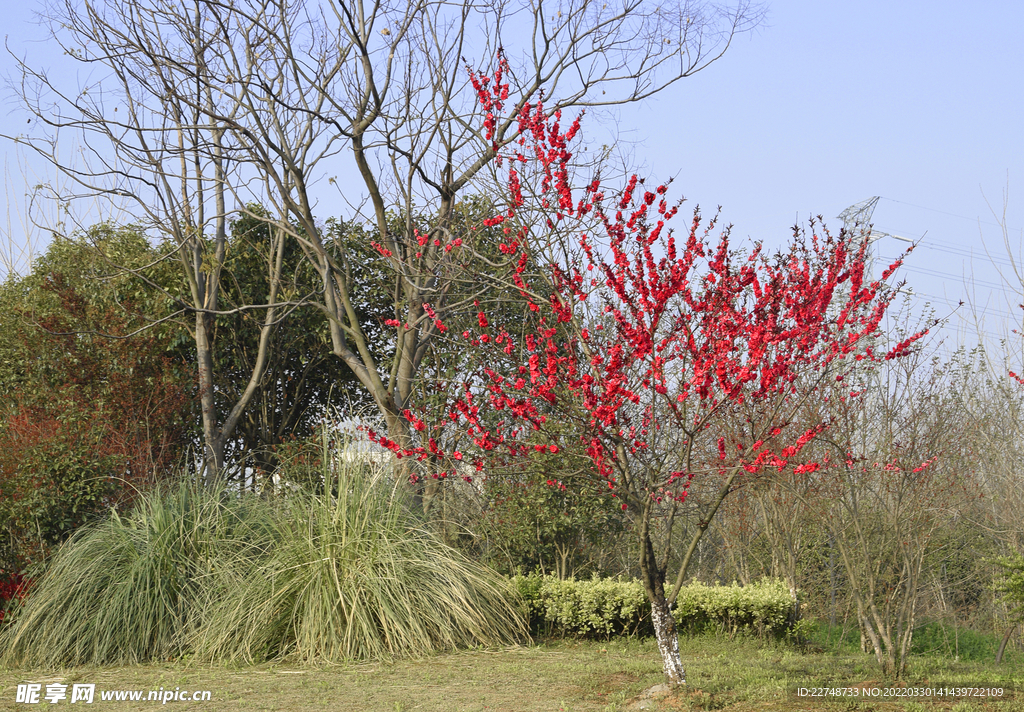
798 344 963 678
6 0 310 480
5 0 762 492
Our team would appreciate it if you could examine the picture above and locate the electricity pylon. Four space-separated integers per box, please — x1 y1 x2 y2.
838 197 914 289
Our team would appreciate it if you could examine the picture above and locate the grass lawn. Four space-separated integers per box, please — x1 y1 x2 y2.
1 636 1022 711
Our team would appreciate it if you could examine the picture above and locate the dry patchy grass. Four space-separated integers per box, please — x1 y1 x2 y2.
0 640 660 712
1 637 1022 711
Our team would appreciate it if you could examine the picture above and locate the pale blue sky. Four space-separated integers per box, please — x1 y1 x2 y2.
3 0 1023 360
620 0 1024 357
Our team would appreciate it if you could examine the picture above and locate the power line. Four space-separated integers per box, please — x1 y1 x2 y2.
901 290 1020 322
873 228 1022 271
875 257 1012 294
879 196 1023 235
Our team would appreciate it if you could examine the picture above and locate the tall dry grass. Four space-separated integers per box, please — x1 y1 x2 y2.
1 454 525 667
194 462 525 662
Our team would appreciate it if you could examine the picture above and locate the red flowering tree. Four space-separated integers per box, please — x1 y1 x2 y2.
366 61 925 685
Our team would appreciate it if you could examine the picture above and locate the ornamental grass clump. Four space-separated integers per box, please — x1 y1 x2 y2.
0 481 273 667
1 453 525 668
191 460 527 663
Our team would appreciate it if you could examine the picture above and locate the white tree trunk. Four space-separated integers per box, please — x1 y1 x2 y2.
651 596 686 686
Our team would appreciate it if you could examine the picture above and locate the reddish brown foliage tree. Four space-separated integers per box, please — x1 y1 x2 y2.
0 270 190 573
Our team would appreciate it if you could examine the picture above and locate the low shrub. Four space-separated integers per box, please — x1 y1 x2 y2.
512 574 650 638
673 578 795 637
910 620 1002 662
512 574 796 640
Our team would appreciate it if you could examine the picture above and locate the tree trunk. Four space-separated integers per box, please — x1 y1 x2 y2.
651 594 686 685
639 512 686 687
996 624 1017 664
196 310 225 484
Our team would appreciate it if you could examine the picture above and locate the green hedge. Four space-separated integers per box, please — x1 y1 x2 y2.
510 574 796 640
673 578 795 637
511 574 650 638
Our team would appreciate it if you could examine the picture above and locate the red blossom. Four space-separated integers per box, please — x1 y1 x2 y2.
373 53 919 528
